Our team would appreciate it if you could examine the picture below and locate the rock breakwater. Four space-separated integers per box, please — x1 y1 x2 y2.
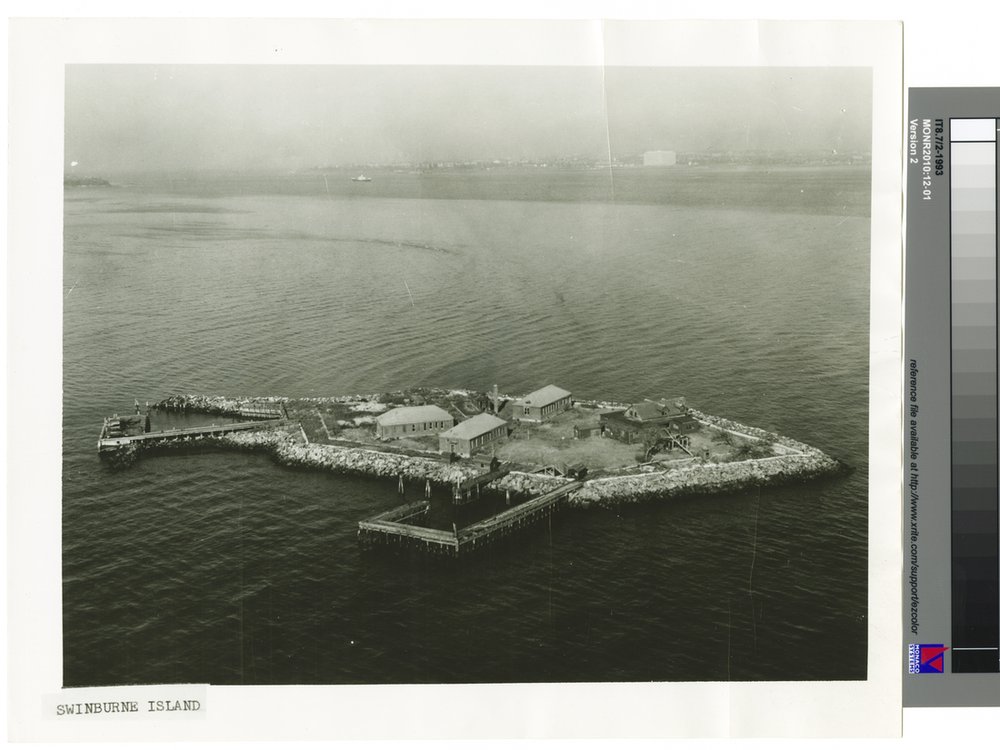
155 394 288 416
568 450 844 508
191 427 478 486
136 394 847 505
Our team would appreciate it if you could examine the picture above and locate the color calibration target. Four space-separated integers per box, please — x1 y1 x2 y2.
951 117 1000 673
906 88 1000 706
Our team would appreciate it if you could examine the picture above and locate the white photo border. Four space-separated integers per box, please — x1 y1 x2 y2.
7 16 902 740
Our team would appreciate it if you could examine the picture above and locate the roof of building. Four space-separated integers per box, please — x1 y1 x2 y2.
515 384 572 407
440 412 507 440
622 398 688 422
655 398 688 417
627 401 664 421
375 404 453 426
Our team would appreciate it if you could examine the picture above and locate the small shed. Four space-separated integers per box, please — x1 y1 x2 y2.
512 384 572 422
574 423 603 439
375 405 455 439
439 413 508 458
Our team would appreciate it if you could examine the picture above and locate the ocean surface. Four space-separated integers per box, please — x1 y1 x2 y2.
63 166 871 685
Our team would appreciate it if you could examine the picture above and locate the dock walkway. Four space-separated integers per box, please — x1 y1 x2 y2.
98 419 295 453
358 480 583 556
453 462 513 504
357 501 457 554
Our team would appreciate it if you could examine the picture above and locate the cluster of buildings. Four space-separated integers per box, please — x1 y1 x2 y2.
373 384 573 458
371 385 697 458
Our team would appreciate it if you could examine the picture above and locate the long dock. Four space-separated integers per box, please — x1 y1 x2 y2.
358 480 583 557
98 419 295 454
456 480 581 550
356 501 458 555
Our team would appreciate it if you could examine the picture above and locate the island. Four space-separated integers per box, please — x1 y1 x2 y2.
99 385 845 512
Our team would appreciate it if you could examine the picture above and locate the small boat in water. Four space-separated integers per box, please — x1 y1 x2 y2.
351 174 372 182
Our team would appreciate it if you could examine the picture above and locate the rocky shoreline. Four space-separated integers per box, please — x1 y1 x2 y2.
566 450 844 508
215 428 478 485
136 393 847 506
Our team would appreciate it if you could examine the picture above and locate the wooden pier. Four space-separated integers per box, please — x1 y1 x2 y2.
235 404 286 420
98 418 295 454
358 480 583 557
356 501 457 555
456 480 581 551
452 462 513 504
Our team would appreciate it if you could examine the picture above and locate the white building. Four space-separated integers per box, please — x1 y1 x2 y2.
374 405 454 439
512 385 572 422
438 413 508 457
643 150 677 167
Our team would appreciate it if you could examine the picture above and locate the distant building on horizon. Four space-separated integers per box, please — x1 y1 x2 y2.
643 150 677 167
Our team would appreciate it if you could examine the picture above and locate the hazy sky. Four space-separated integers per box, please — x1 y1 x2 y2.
65 65 871 173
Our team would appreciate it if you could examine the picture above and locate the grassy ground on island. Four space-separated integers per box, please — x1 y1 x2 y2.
156 389 785 474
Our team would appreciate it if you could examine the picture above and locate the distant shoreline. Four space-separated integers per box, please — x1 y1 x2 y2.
64 176 111 187
71 166 872 218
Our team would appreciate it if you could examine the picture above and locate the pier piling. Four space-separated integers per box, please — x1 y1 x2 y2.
452 462 513 505
358 480 582 557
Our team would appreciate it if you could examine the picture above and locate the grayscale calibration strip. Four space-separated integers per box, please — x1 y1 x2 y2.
906 88 1000 707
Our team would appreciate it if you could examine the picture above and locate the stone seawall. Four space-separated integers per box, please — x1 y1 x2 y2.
493 472 571 495
688 408 816 452
567 451 843 508
203 428 478 485
139 395 847 504
155 394 287 415
483 453 843 508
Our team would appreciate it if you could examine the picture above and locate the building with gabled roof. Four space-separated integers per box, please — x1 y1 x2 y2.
375 404 455 439
512 384 572 422
623 398 688 422
438 413 508 457
600 397 697 444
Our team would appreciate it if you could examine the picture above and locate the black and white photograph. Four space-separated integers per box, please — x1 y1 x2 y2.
9 16 903 740
63 61 874 685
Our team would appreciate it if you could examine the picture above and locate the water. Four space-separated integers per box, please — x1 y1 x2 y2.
63 166 871 685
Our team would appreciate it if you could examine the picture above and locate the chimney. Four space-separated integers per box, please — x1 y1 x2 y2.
492 384 500 414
